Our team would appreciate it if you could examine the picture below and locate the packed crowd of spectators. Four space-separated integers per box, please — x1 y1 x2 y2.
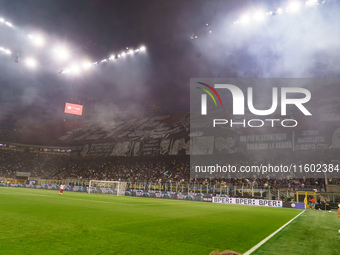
0 149 333 191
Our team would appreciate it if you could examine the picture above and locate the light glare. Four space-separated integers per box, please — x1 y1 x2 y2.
253 11 265 21
71 65 80 74
306 0 318 6
32 35 45 47
288 2 302 12
55 48 69 61
82 61 92 69
240 15 250 24
25 58 37 68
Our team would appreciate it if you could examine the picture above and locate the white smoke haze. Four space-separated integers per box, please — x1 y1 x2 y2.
1 0 340 133
193 2 340 79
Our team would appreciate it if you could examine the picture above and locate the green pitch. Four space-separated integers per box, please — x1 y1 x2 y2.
0 188 337 255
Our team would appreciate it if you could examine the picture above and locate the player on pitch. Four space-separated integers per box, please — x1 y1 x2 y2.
59 184 65 195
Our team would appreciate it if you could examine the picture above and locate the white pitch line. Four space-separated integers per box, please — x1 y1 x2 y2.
243 210 305 255
0 191 137 206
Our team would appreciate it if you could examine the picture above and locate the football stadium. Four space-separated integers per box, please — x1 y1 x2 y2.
1 1 340 254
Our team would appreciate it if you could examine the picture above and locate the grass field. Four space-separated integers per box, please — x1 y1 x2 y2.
0 187 338 255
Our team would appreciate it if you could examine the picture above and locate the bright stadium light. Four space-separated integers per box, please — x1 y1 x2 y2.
240 14 250 24
54 48 69 61
62 68 71 74
0 18 4 23
82 61 92 69
29 34 45 47
0 47 11 55
71 65 80 74
5 21 12 27
288 2 302 13
139 46 146 52
306 0 318 6
277 8 283 14
34 36 44 47
121 52 126 57
1 48 11 55
253 11 265 21
25 58 37 68
109 54 116 60
128 49 134 55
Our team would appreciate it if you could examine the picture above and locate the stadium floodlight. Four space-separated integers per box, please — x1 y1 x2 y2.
0 18 4 23
276 8 283 14
306 0 318 6
253 11 265 21
29 34 45 47
0 47 11 55
128 49 134 55
139 46 146 52
101 59 108 63
135 49 140 53
82 61 92 69
54 48 69 61
71 65 80 74
288 2 302 13
121 52 126 57
25 57 37 68
240 14 250 24
5 21 12 27
109 54 115 60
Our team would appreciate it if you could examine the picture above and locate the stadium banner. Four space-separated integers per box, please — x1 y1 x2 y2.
202 195 213 202
64 102 83 116
110 142 131 156
191 136 214 155
86 143 115 156
293 127 339 151
212 197 283 207
238 132 292 151
283 202 305 209
141 139 161 156
125 189 211 201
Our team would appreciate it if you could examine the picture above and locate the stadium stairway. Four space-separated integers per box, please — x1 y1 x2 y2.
326 184 340 193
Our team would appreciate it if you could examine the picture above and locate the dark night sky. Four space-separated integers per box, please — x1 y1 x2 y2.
0 0 339 128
